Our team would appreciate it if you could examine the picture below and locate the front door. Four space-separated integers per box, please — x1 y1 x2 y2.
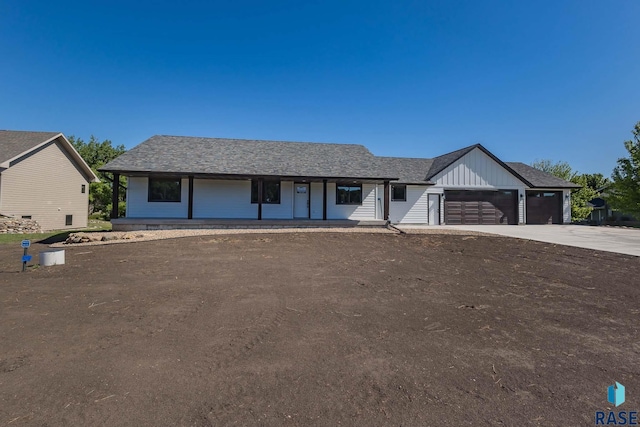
428 194 440 225
294 184 309 218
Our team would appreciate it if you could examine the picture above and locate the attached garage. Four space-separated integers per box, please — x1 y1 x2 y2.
444 190 518 225
526 191 562 224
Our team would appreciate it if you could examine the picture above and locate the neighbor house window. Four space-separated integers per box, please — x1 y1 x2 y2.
148 178 181 202
391 185 406 201
81 184 86 194
22 215 32 219
251 180 281 204
336 184 362 205
65 215 73 226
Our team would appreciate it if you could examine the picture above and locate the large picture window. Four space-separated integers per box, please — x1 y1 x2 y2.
251 180 281 204
148 178 181 202
336 184 362 205
391 185 406 201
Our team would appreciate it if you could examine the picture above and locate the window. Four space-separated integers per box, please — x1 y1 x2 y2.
65 215 73 226
148 178 181 202
251 180 281 204
336 184 362 205
81 184 86 194
391 185 406 201
21 215 32 219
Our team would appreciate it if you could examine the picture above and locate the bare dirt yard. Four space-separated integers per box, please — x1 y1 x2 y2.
1 232 639 426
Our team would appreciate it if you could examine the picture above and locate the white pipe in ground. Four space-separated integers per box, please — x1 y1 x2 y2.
39 250 65 266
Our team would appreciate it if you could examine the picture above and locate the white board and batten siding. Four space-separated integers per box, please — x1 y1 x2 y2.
432 148 528 224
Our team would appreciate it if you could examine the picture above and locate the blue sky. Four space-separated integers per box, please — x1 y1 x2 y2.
1 1 638 175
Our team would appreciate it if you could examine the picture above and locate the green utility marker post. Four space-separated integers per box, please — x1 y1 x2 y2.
21 239 32 272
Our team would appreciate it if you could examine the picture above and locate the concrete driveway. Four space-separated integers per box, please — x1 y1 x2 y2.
398 224 640 257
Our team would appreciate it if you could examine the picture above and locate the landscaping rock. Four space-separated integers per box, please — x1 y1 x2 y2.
0 217 42 234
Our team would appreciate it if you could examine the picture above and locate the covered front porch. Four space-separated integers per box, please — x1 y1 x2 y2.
109 172 395 229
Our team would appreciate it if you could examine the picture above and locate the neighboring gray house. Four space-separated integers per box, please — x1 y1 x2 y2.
100 135 578 230
0 130 99 231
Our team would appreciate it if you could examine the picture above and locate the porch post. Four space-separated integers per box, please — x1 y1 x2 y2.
188 176 194 220
383 181 390 221
322 179 327 220
111 173 120 219
257 178 263 220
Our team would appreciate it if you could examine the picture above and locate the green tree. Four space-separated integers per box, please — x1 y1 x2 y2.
582 173 610 192
531 160 598 222
531 159 573 181
608 121 640 218
68 135 126 218
569 174 599 222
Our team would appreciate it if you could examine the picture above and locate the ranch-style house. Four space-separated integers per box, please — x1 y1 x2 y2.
100 135 579 230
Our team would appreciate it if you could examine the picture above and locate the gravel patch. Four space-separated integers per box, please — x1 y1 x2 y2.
51 227 397 247
51 225 501 248
398 227 497 236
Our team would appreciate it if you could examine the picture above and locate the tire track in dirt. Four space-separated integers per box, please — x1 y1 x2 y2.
191 296 291 424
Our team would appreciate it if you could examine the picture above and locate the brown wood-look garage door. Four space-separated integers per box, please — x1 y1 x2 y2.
526 191 562 224
444 190 518 225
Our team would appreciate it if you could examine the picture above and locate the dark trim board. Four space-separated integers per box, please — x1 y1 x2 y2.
322 180 327 220
188 176 194 219
111 173 120 219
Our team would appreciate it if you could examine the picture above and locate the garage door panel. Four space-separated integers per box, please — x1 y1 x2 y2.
445 201 463 224
445 190 517 225
526 191 561 224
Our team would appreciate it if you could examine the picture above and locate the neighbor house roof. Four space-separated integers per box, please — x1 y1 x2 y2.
0 131 60 164
505 162 580 188
100 135 399 180
0 130 99 182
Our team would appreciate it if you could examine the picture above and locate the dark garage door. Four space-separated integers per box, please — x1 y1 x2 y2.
526 191 562 224
444 190 518 225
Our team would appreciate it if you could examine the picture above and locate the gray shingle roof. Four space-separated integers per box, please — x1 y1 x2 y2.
374 157 434 184
101 135 399 179
425 145 478 180
505 162 581 188
0 130 60 164
100 134 580 189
